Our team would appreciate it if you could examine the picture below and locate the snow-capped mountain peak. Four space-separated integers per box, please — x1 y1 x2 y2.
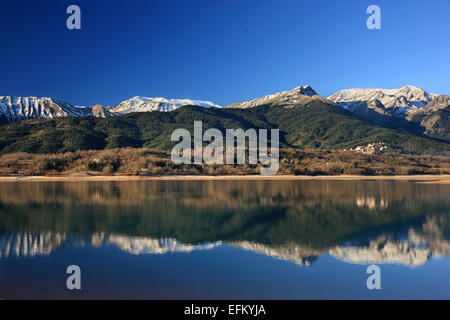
296 84 318 97
0 95 222 123
0 96 96 123
226 85 323 109
327 85 435 118
109 96 222 114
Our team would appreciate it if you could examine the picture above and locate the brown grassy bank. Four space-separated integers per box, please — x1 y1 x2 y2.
0 148 449 177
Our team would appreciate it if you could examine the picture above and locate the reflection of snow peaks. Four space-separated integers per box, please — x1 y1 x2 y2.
329 236 431 267
106 235 222 255
1 224 449 267
0 232 221 258
0 232 66 258
230 241 320 266
232 235 443 267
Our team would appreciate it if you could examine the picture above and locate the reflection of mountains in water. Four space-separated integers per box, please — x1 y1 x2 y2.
1 180 449 267
0 233 221 258
1 216 449 267
231 216 450 266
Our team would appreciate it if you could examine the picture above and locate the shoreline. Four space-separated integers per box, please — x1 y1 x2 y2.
0 174 449 183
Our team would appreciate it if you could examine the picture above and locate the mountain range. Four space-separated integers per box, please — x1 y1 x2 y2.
0 95 221 123
1 85 446 119
327 85 450 142
0 85 449 155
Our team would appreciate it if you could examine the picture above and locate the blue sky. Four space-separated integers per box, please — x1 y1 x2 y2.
0 0 449 106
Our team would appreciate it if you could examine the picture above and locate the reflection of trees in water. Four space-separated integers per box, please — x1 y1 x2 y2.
0 180 449 208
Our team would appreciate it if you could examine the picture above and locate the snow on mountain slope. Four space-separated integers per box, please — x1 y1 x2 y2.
109 96 222 114
2 86 446 129
0 95 221 123
413 94 450 115
407 95 450 140
226 85 326 109
327 85 437 118
0 96 95 123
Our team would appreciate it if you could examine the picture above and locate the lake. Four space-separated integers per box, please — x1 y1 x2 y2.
0 179 449 299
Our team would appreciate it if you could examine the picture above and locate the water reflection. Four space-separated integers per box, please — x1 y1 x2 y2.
0 180 449 267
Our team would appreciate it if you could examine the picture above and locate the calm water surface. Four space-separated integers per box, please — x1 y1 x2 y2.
0 180 449 299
